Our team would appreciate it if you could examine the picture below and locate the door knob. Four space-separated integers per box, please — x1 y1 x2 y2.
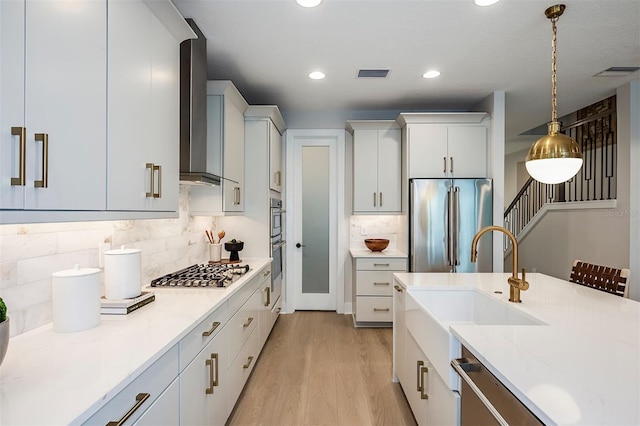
296 243 305 248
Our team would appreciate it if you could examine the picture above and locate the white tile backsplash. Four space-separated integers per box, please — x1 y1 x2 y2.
350 215 402 250
0 186 216 337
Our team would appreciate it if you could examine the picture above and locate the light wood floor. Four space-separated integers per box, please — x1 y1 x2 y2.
227 311 416 426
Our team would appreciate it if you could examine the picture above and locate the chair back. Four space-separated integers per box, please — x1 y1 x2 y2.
569 260 630 298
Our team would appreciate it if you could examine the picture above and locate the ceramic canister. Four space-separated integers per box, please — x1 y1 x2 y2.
52 265 101 333
104 246 142 300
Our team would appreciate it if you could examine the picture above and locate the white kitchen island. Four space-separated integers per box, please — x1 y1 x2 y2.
393 272 640 426
0 258 273 426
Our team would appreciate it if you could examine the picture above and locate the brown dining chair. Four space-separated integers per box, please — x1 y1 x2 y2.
569 259 631 298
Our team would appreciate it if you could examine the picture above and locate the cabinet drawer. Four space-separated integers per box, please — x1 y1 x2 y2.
179 302 229 371
228 271 262 316
228 325 261 412
227 286 261 367
355 296 393 322
356 271 394 296
356 257 406 271
84 344 179 425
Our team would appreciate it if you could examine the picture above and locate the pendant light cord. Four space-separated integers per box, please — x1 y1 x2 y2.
550 16 558 123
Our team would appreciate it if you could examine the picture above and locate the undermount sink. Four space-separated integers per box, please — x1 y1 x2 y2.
409 288 544 326
405 288 545 392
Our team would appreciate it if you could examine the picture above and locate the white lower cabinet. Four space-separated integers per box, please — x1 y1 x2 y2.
180 326 229 426
352 257 407 325
133 378 180 426
83 345 179 425
395 281 460 426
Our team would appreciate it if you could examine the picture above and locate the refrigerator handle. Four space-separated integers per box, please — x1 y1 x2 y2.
454 186 460 267
446 186 454 268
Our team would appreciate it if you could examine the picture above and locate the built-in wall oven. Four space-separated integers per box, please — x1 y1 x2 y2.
270 198 284 302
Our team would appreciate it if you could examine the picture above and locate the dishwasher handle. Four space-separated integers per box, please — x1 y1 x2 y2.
451 358 509 426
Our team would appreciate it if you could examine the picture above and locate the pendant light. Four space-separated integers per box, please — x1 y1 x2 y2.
525 4 583 184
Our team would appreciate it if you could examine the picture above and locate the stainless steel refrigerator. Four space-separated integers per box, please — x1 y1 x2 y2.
409 178 493 272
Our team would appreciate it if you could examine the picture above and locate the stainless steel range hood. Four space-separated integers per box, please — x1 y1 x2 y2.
179 18 221 186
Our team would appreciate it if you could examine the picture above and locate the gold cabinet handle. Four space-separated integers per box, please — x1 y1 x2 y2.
373 263 390 267
373 192 377 207
264 286 271 307
420 366 429 399
379 192 383 207
394 285 403 292
416 360 424 392
202 321 221 337
10 127 26 186
373 308 390 312
243 355 254 369
263 270 271 277
205 353 219 394
106 392 150 426
373 282 390 286
450 156 454 174
276 170 281 186
243 317 254 328
443 157 447 174
145 163 154 198
34 133 48 188
153 164 162 198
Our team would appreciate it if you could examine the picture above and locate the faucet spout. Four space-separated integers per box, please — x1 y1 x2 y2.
470 225 529 303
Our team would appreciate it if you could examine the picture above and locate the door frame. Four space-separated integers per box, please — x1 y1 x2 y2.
284 129 345 313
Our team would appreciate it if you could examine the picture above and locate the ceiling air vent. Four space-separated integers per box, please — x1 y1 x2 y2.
594 67 640 77
357 69 390 78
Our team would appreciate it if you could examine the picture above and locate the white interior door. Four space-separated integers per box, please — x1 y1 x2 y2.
286 130 340 311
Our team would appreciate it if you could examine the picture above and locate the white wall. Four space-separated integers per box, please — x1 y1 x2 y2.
0 187 217 337
504 148 529 207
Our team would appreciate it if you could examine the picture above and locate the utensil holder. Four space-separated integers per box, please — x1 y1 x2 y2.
210 243 222 262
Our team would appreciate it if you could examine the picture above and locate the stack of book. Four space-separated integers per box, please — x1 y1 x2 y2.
100 291 155 315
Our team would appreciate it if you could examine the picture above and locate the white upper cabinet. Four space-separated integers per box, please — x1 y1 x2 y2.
107 0 183 212
398 113 490 179
349 121 402 213
1 0 107 212
269 119 283 193
191 81 248 215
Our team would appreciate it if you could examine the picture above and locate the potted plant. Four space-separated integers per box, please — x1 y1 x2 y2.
0 296 9 366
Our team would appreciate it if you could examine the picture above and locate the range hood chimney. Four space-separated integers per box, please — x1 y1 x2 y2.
179 18 220 186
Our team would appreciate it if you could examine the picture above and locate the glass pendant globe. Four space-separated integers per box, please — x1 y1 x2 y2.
525 157 583 184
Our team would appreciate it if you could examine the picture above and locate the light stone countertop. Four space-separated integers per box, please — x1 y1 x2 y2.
349 248 407 258
393 272 640 426
0 258 271 426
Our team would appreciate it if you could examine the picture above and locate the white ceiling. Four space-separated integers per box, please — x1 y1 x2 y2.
173 0 640 150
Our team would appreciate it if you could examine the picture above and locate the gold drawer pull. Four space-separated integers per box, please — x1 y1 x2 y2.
153 164 162 198
202 321 221 337
10 127 26 186
34 133 48 188
243 355 254 369
205 353 219 394
420 366 429 399
416 360 424 392
145 163 154 197
264 287 271 307
263 270 271 277
243 317 254 328
394 285 403 292
373 308 390 312
373 263 389 267
106 392 150 426
373 282 390 286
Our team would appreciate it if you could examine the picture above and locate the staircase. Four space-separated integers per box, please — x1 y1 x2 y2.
503 96 617 252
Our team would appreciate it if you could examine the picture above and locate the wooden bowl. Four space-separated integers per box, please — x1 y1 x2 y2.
364 238 389 252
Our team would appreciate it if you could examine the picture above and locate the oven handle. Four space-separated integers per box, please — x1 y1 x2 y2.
451 358 509 426
272 240 286 250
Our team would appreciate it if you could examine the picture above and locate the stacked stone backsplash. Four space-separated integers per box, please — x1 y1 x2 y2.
0 186 216 337
350 215 401 250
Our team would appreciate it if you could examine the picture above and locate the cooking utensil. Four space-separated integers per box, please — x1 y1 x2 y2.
205 230 214 244
217 230 225 243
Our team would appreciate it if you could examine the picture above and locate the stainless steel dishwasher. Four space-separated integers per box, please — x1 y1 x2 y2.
451 346 544 426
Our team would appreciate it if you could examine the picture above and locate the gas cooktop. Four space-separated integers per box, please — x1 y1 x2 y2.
150 263 250 288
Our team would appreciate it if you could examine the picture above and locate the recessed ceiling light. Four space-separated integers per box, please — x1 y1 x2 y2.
422 70 441 79
474 0 500 6
296 0 322 7
309 71 326 80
